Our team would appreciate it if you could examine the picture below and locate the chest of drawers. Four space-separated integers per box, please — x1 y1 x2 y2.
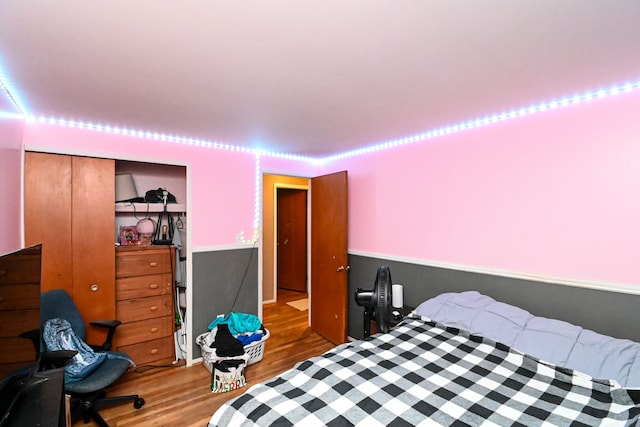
115 245 175 365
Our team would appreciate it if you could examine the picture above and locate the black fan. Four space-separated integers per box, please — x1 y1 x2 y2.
355 266 395 337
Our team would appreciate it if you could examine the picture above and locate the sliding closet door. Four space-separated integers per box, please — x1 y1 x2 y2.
71 156 116 334
24 152 73 294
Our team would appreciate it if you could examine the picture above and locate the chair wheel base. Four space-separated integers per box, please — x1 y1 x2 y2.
134 397 145 409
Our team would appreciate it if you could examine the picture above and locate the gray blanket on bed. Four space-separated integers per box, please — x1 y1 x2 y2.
415 291 640 387
209 316 640 426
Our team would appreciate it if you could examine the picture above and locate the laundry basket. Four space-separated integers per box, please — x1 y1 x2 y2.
196 328 270 373
241 328 270 365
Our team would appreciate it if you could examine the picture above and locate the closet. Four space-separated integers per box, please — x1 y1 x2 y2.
114 160 188 362
24 153 187 363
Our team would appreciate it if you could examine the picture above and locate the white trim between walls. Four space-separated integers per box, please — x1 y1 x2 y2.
349 250 640 296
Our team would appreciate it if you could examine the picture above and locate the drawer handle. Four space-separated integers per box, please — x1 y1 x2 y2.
149 283 159 289
150 348 159 355
150 327 159 333
149 262 159 267
150 305 159 312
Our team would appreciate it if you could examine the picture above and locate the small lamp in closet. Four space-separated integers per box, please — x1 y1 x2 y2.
115 174 139 203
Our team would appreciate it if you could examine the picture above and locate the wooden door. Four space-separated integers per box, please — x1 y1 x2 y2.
24 152 73 294
277 189 307 292
71 156 116 343
310 171 348 344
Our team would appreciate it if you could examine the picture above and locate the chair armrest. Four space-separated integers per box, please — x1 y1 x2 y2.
41 350 78 369
19 328 41 350
89 320 122 351
90 320 122 329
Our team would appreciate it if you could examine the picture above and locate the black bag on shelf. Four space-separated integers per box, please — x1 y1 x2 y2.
145 188 177 204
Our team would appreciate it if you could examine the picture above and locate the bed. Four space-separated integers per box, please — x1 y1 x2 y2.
209 291 640 426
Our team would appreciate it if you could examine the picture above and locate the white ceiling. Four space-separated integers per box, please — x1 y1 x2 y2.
1 1 639 157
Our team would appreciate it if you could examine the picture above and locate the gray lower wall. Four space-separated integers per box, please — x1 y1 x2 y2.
192 250 640 358
192 247 258 358
348 253 640 343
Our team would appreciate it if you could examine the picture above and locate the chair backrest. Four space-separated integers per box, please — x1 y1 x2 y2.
41 289 86 341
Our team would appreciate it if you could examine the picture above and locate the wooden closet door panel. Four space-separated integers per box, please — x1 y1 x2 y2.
24 152 73 294
72 156 115 344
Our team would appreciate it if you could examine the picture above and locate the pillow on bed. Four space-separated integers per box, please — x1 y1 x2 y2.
567 329 640 387
511 316 582 367
470 300 532 347
414 291 532 346
415 291 640 387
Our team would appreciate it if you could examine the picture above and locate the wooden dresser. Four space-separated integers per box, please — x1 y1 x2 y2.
115 245 175 365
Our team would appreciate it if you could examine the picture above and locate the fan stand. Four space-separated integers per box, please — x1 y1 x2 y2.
355 265 393 339
362 307 374 338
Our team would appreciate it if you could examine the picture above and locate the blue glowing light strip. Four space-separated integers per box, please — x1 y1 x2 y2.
316 80 640 164
10 79 640 166
6 77 639 243
24 115 316 162
0 70 27 116
252 153 262 243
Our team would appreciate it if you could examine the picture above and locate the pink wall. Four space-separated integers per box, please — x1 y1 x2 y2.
260 155 324 178
334 90 640 286
20 122 257 248
0 115 24 253
8 88 640 287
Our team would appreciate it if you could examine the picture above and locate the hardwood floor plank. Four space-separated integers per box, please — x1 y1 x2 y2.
80 289 333 426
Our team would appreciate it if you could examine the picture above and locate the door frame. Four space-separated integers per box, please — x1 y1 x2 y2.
261 171 348 339
272 182 309 306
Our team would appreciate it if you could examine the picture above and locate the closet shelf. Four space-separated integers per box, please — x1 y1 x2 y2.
115 202 186 213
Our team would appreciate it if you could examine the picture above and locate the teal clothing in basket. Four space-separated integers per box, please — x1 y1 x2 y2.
208 312 262 335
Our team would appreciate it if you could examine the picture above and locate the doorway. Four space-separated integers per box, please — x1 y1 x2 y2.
261 171 349 344
276 188 307 294
261 175 309 305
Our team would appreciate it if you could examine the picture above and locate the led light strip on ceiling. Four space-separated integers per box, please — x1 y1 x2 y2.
0 68 26 117
0 70 638 163
2 70 639 244
320 80 640 164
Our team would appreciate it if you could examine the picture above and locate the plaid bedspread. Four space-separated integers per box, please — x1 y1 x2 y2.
209 316 640 426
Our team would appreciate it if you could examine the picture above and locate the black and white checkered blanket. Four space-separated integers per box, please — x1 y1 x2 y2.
209 316 640 426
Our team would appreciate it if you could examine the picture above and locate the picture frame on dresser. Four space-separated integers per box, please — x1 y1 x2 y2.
119 226 139 246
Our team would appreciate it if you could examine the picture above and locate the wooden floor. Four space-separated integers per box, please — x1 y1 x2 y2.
89 289 334 427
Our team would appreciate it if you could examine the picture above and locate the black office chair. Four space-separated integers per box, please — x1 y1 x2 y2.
41 289 145 427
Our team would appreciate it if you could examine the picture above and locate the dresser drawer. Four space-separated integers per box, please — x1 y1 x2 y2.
0 308 40 337
115 315 174 347
116 295 173 323
0 337 37 368
0 283 40 310
116 273 172 300
116 248 172 278
0 249 41 284
119 336 174 365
